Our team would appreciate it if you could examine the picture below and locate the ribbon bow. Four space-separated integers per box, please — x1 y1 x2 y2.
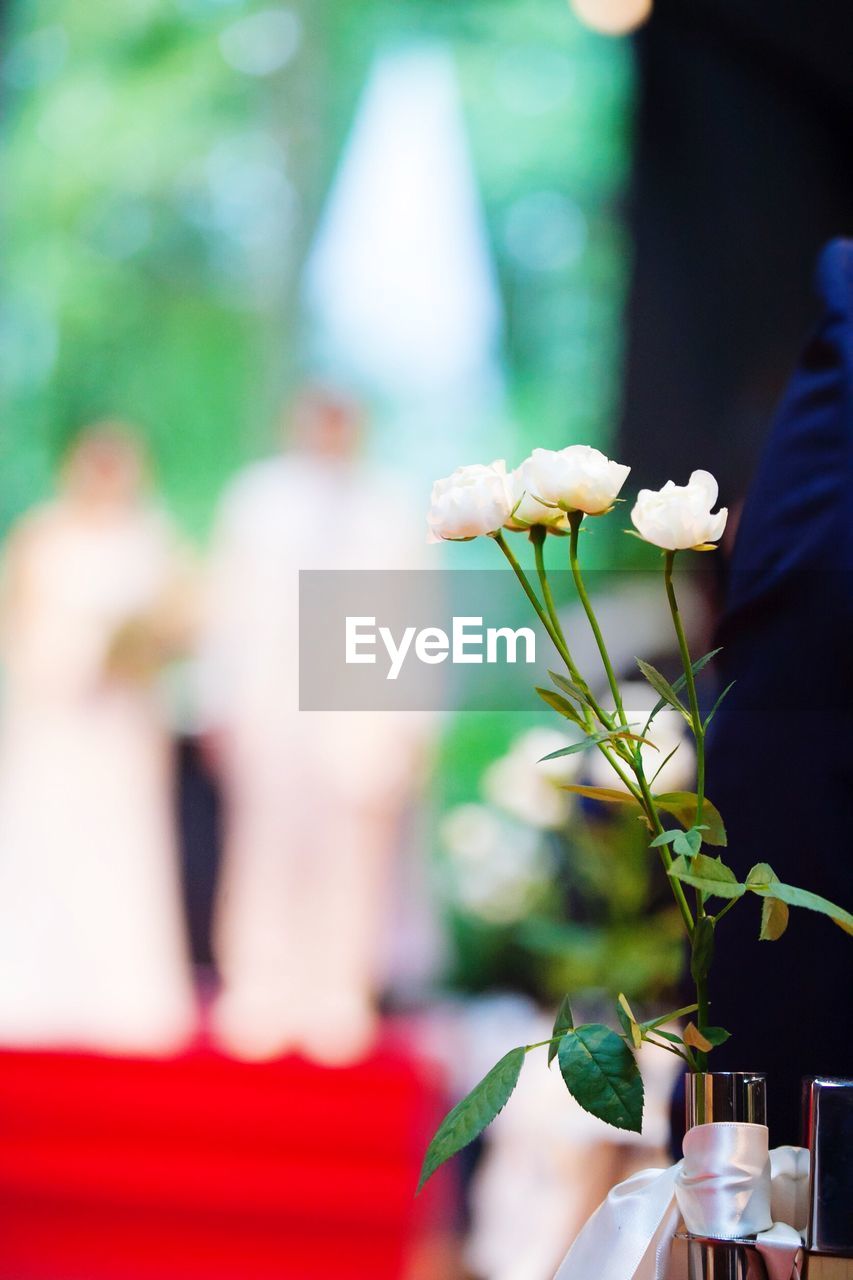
554 1123 809 1280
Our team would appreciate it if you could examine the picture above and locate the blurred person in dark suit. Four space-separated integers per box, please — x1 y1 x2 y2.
621 0 853 505
0 423 197 1054
704 240 853 1144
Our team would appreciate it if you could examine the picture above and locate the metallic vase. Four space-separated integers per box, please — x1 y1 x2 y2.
802 1076 853 1256
682 1073 770 1280
685 1072 767 1130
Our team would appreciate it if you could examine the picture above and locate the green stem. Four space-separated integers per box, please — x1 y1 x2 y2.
664 550 709 1062
644 1035 692 1065
531 528 587 698
664 551 705 824
713 897 740 925
496 531 641 798
696 980 710 1070
565 515 694 936
494 532 575 674
568 513 628 729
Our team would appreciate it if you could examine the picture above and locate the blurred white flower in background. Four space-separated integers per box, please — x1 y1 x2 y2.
483 728 581 828
586 681 695 794
440 802 551 924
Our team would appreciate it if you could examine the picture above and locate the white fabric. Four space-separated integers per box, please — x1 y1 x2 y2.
769 1146 810 1231
0 503 195 1054
200 457 430 1063
677 1122 771 1238
555 1123 809 1280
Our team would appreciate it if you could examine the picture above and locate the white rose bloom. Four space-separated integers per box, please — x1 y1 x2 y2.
630 469 728 551
586 682 695 794
427 460 513 543
504 459 570 532
482 728 580 829
524 445 631 515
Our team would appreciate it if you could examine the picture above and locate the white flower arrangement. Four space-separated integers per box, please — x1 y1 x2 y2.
419 445 853 1193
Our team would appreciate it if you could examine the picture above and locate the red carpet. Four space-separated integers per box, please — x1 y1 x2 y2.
0 1039 451 1279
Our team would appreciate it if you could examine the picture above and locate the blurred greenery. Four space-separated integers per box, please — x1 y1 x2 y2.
1 0 640 991
1 0 632 539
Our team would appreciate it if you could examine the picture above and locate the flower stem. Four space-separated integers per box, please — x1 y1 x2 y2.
530 528 586 695
567 513 628 729
496 530 643 801
530 527 610 742
564 515 694 937
663 552 705 824
663 551 711 1062
494 531 575 674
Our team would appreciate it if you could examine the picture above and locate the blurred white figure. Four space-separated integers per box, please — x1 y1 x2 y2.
202 391 426 1064
0 424 197 1054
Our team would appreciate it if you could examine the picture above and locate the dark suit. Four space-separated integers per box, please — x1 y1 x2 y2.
704 240 853 1144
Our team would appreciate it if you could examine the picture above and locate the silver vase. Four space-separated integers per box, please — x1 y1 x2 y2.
682 1073 770 1280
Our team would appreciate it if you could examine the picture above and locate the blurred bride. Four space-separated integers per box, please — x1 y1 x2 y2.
0 423 197 1054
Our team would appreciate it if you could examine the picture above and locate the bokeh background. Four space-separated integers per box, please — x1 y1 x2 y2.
0 0 850 1277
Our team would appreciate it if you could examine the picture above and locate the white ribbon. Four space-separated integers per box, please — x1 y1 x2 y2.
554 1124 809 1280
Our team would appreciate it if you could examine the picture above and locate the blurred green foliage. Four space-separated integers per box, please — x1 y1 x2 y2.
1 0 640 993
1 0 632 539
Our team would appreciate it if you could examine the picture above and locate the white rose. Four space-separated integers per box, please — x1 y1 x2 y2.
427 460 513 543
505 459 570 532
524 445 630 516
630 470 728 551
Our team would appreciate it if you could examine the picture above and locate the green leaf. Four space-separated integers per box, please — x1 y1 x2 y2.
690 915 715 985
701 1026 732 1047
654 793 727 846
760 896 790 941
636 658 689 720
642 649 722 729
539 725 650 762
547 671 594 708
649 830 681 848
558 1025 644 1133
746 877 853 937
539 729 627 762
673 827 703 858
651 1028 685 1045
746 862 777 888
669 853 745 899
560 783 643 808
536 687 585 729
417 1047 526 1192
704 680 736 731
616 1001 633 1039
617 994 642 1049
649 744 682 787
548 996 574 1066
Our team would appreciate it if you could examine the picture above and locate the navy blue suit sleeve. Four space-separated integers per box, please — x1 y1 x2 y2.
702 239 853 1145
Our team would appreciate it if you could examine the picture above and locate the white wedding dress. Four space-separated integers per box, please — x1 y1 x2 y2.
0 501 196 1054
